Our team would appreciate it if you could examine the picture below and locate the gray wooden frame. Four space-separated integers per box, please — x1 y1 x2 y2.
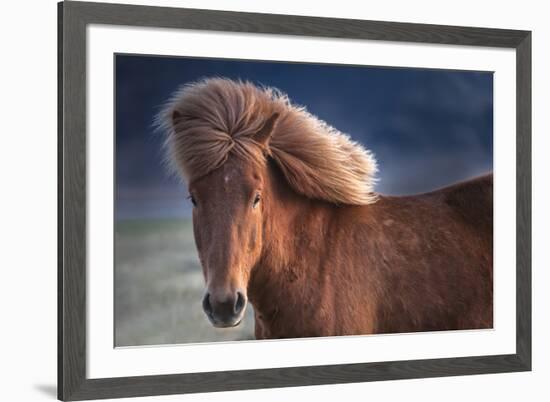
58 1 531 400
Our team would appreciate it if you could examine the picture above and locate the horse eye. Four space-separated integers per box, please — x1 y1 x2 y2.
188 195 197 207
252 194 261 209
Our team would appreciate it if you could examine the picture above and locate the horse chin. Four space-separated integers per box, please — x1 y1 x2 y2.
210 317 243 329
206 310 245 328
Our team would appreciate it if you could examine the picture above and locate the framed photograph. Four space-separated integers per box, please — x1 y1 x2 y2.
58 1 531 400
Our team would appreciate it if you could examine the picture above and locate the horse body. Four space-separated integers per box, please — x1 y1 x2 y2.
249 167 493 338
159 77 493 338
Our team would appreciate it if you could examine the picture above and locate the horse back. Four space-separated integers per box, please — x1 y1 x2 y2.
437 173 493 236
331 173 494 333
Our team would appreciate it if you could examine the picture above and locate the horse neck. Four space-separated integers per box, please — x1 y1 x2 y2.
249 162 333 305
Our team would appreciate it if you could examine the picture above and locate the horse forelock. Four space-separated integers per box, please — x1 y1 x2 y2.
157 77 378 205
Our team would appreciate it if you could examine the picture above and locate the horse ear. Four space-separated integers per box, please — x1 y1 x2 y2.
254 112 280 147
172 109 183 127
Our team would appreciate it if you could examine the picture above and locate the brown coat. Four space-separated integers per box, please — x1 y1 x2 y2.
249 168 492 338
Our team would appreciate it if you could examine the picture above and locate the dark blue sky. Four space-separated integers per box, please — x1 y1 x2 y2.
115 54 493 220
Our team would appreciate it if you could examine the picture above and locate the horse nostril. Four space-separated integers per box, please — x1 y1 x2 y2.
234 291 246 314
202 293 213 316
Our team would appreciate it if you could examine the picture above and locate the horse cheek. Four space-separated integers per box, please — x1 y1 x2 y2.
191 219 207 278
248 220 263 261
248 224 257 253
192 222 202 256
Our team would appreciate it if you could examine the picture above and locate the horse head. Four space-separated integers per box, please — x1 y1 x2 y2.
184 114 278 327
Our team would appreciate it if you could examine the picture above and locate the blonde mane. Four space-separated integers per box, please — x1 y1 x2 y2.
158 78 378 205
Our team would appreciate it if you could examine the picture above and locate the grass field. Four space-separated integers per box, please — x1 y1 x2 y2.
114 218 255 347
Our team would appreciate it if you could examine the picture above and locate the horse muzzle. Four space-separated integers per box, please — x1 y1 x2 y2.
202 290 247 328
